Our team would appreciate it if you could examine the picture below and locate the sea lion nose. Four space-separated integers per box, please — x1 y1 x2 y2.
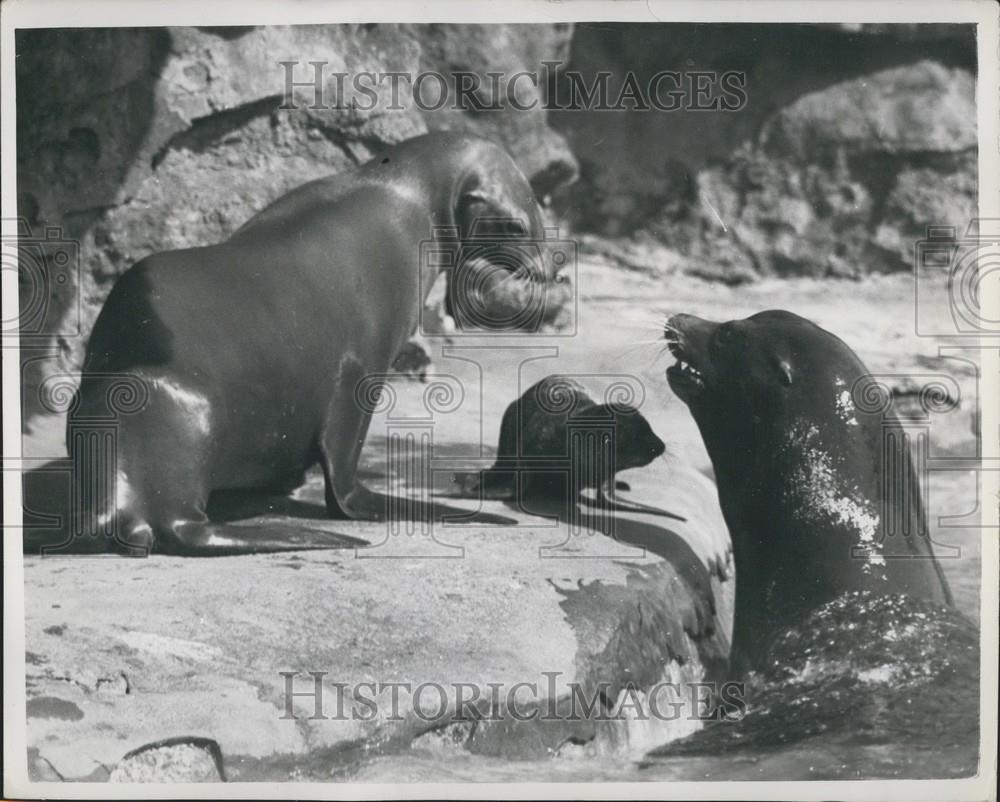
665 314 717 350
666 313 699 336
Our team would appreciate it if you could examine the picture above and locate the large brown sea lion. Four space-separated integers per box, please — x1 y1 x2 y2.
48 132 551 555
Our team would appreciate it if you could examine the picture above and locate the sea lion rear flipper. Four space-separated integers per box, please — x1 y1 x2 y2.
432 470 484 499
584 487 687 522
158 522 368 557
338 480 515 525
433 502 517 526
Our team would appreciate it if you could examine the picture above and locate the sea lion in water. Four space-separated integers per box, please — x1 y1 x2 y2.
642 310 975 762
51 132 550 556
663 310 953 667
452 376 684 520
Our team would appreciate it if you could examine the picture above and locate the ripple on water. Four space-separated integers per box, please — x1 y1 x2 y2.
640 592 979 779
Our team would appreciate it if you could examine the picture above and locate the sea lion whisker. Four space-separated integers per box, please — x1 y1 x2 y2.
614 340 667 359
636 344 674 374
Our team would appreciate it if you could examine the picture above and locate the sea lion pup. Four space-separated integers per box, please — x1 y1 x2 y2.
54 132 548 556
643 310 975 762
452 376 684 520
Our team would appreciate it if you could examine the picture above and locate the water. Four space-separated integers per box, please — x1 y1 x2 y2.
224 592 979 784
340 740 978 782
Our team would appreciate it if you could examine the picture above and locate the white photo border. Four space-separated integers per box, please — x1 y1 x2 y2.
2 1 997 799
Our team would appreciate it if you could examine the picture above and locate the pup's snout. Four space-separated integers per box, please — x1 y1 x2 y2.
651 436 667 458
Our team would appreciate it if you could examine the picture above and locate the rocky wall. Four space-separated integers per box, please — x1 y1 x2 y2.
15 23 578 424
14 23 981 423
550 23 978 281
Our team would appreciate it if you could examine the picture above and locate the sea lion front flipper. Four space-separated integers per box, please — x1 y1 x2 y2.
335 481 513 525
156 521 369 557
583 486 687 522
435 469 516 500
314 366 515 526
316 359 388 521
377 484 523 526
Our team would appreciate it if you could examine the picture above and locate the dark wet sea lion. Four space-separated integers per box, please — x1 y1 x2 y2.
452 375 683 520
663 310 953 667
50 132 546 556
643 310 975 767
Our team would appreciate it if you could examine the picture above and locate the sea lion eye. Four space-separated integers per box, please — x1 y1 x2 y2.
713 324 737 352
774 358 794 387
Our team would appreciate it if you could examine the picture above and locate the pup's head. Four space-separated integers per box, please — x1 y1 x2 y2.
588 403 666 472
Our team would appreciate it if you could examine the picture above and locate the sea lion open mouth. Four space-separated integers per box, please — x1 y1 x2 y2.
663 316 709 398
665 346 705 391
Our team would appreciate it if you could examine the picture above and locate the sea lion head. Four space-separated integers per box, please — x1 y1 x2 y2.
663 309 866 444
452 141 548 272
599 404 667 471
662 309 880 505
445 139 567 330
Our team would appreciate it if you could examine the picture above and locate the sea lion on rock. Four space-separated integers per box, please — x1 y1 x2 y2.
642 310 975 764
53 132 549 556
453 376 683 520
